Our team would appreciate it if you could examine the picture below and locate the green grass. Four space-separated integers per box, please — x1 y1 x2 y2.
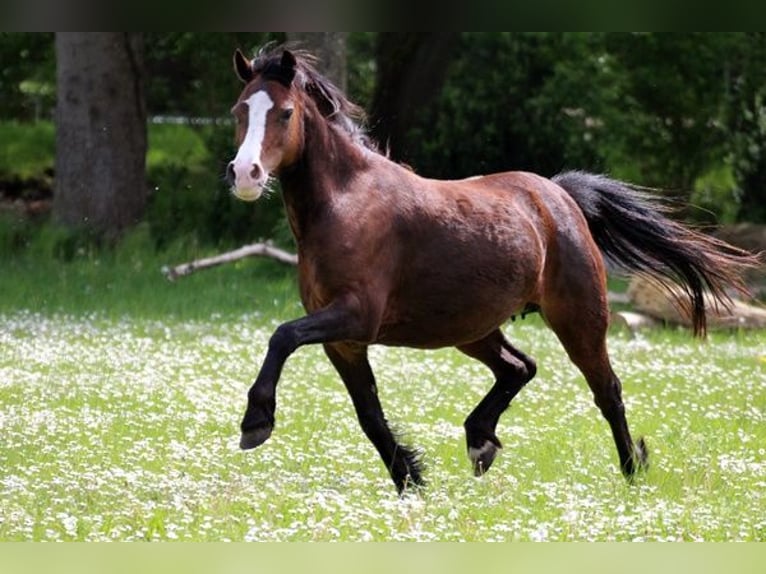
0 224 297 321
1 246 765 541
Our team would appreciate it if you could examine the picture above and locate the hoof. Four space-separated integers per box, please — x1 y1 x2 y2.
240 425 273 450
623 437 650 481
396 474 426 497
468 440 501 477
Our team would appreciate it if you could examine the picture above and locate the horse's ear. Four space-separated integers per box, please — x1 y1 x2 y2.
279 50 297 85
281 50 297 73
260 49 297 87
234 49 253 83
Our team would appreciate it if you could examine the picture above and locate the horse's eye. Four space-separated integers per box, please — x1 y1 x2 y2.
280 108 294 122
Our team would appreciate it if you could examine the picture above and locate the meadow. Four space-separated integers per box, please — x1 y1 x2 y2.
1 243 764 542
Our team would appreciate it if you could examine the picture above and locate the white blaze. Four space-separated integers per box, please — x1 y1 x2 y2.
231 90 274 201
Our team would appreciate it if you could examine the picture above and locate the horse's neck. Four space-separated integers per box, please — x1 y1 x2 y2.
279 114 367 242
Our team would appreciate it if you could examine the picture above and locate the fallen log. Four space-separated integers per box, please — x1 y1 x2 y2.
162 242 298 281
609 310 659 336
627 275 766 330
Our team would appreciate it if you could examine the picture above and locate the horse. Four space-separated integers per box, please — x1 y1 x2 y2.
225 46 761 494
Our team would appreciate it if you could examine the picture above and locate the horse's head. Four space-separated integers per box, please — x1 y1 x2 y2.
227 46 370 202
226 49 304 201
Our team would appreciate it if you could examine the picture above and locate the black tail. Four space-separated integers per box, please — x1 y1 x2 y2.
553 170 762 336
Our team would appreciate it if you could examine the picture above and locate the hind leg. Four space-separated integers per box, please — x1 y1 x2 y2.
458 329 537 476
543 298 648 478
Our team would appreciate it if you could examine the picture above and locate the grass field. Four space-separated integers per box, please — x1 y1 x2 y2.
1 247 765 541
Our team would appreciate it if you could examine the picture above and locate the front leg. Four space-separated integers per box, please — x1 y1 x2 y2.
324 343 424 494
240 296 376 450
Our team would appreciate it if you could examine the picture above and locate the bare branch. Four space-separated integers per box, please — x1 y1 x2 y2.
162 242 297 281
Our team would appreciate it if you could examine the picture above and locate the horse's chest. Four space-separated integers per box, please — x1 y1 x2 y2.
296 254 355 313
297 261 327 312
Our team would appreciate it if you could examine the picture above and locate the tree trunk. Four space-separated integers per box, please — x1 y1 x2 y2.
54 33 147 239
368 33 459 160
287 32 348 91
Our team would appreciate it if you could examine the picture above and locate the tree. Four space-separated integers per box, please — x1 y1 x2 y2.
368 33 458 161
398 33 610 179
602 33 732 192
54 33 147 239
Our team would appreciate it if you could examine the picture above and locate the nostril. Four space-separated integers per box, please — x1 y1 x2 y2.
250 164 262 181
226 162 236 185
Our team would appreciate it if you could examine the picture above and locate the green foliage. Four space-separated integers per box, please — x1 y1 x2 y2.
602 33 732 191
346 33 377 111
400 33 766 223
0 117 288 251
144 122 289 249
0 120 54 180
144 32 283 119
404 34 608 178
690 164 740 224
724 33 766 223
146 123 209 170
4 31 766 250
0 33 55 121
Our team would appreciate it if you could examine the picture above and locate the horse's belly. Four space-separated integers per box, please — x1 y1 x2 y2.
376 285 530 348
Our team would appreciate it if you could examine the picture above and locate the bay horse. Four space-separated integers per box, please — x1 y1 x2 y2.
226 46 760 493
